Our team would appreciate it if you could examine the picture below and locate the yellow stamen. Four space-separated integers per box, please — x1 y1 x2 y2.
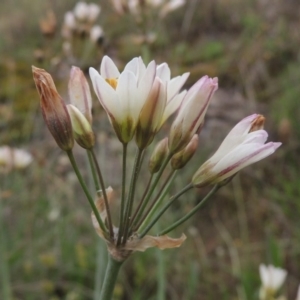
106 78 118 90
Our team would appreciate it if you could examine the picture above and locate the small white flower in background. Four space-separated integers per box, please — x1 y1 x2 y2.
0 146 33 171
64 12 76 30
90 25 104 43
192 114 281 187
74 2 89 21
87 3 101 22
259 264 287 299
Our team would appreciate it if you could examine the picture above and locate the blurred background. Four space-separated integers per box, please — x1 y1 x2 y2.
0 0 300 299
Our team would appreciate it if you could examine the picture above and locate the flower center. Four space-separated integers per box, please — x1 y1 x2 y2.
106 78 118 90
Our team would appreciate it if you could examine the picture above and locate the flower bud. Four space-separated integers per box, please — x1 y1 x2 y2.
171 134 198 169
67 104 95 149
68 66 93 124
148 138 169 174
32 66 74 151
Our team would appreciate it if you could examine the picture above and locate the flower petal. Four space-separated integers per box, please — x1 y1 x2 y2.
211 142 281 181
156 63 171 81
100 56 120 78
89 67 121 121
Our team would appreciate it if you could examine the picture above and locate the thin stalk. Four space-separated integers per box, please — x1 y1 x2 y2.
139 183 193 238
122 148 143 243
87 150 100 193
134 170 176 231
99 255 123 300
129 174 153 229
132 154 172 228
67 150 108 237
117 143 128 245
158 185 220 236
89 149 113 238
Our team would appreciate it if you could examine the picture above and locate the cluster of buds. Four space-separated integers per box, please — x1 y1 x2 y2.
111 0 185 18
33 55 281 261
62 2 103 44
259 264 300 300
0 146 33 173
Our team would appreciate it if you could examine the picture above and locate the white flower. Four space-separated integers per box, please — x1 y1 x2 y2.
0 146 33 171
64 12 76 29
192 114 281 187
74 2 89 20
259 264 287 296
89 56 156 143
169 75 218 153
90 25 104 43
87 3 101 22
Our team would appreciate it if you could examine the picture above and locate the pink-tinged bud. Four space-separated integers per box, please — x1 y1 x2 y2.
148 138 169 174
171 134 199 170
68 66 93 124
32 66 74 151
192 114 281 187
67 104 95 149
169 76 218 154
136 78 167 149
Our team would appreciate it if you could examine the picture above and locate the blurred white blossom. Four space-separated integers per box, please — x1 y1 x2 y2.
259 264 287 299
0 146 33 171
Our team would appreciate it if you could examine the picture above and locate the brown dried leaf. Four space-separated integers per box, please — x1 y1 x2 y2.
125 234 186 252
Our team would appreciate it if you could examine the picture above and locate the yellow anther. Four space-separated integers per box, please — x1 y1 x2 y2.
106 78 118 90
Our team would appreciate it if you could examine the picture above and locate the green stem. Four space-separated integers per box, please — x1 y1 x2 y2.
117 143 128 245
122 148 143 243
129 174 153 229
87 151 100 193
132 154 172 228
158 184 220 236
67 150 108 237
136 171 177 232
89 149 114 238
139 183 193 238
99 255 123 300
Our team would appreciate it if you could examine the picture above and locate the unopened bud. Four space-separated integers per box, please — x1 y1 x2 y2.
171 134 199 169
32 66 74 151
67 104 95 149
148 138 169 174
68 66 93 124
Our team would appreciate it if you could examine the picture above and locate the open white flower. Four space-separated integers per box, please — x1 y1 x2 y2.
259 264 287 297
192 114 281 187
89 56 156 143
169 75 218 153
296 285 300 300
